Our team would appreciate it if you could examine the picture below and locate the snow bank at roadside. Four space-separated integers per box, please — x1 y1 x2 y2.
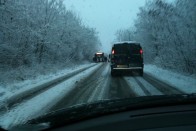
144 65 196 94
0 63 102 129
0 63 95 101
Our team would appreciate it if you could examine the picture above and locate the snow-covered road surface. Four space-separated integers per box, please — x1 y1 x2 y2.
0 63 102 129
0 63 195 129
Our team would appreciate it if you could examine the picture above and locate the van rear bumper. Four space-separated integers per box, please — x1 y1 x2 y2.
113 67 142 70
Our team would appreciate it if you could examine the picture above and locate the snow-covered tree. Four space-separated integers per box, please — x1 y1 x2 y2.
114 0 196 74
0 0 101 71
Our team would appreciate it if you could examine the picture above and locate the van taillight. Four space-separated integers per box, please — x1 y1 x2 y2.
140 49 143 54
112 50 115 54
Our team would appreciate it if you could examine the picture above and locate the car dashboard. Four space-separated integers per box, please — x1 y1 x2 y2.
54 104 196 131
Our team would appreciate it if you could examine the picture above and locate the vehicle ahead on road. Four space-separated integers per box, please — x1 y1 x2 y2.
0 0 195 131
110 41 144 76
93 52 107 62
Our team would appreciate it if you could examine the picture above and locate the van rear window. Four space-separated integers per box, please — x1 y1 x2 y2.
113 44 141 55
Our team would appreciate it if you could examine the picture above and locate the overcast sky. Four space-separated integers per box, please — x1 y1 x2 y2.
63 0 173 52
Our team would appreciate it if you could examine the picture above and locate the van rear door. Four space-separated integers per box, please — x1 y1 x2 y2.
112 44 143 67
128 44 143 67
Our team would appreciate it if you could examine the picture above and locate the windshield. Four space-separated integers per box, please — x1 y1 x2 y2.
0 0 195 129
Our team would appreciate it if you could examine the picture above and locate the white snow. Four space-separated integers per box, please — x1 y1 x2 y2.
0 63 195 129
0 63 96 102
135 77 163 95
144 65 196 94
87 64 110 102
124 77 147 96
0 63 102 129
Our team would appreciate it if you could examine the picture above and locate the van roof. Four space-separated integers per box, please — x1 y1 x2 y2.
113 41 140 45
113 41 141 47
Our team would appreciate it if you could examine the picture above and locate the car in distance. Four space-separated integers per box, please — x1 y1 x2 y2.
110 41 144 76
93 52 107 62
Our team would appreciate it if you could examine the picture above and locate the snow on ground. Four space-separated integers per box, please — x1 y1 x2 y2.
0 63 96 102
0 63 102 129
145 65 196 94
136 77 163 95
88 64 110 102
0 63 195 129
124 77 147 96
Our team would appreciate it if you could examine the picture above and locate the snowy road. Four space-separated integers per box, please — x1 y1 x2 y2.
50 63 183 112
0 63 187 129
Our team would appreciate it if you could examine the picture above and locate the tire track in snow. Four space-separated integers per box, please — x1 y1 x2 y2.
133 77 151 95
87 64 111 102
134 77 163 95
0 63 97 113
124 77 147 96
49 63 108 112
108 76 138 99
143 73 184 95
0 63 102 129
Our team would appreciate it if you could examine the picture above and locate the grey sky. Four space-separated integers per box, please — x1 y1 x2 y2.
63 0 174 52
